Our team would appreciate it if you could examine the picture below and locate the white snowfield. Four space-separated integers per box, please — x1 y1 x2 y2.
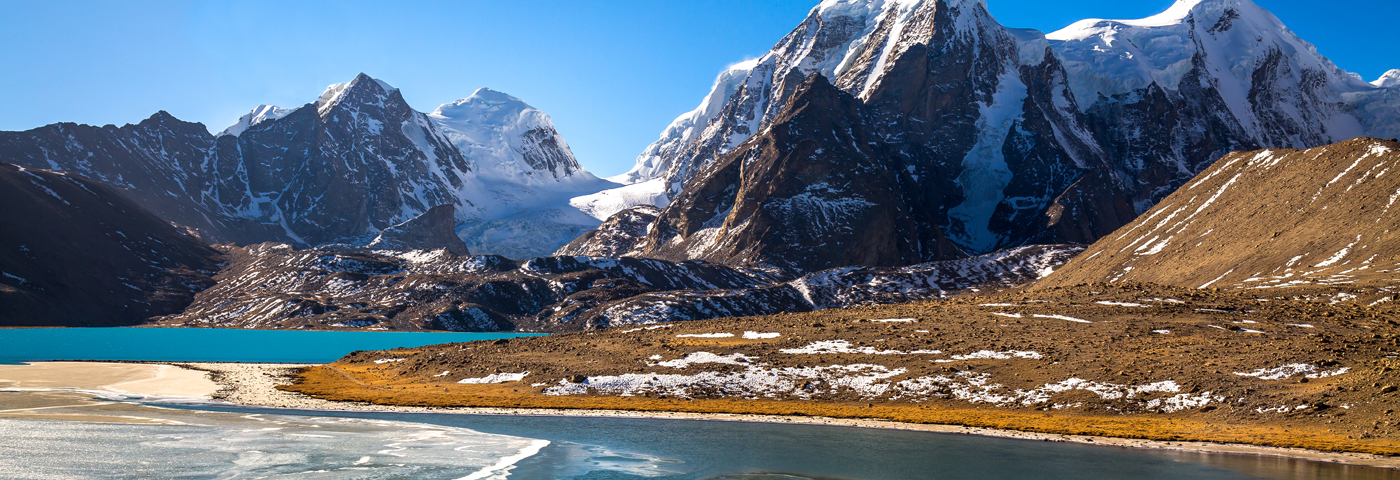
936 350 1043 362
652 352 756 369
1095 301 1148 307
457 372 530 384
1233 364 1350 380
779 340 941 355
544 350 1219 413
742 331 782 339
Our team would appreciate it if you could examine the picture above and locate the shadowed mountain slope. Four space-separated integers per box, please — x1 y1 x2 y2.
0 163 220 326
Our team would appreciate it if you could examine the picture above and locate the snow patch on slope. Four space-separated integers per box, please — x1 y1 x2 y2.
220 105 293 137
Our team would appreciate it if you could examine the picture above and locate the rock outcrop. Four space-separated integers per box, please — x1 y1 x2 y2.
366 205 471 255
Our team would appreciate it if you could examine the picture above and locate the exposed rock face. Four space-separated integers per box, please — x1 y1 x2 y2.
207 74 473 245
590 0 1398 275
366 205 470 255
635 74 963 274
555 205 661 258
1039 138 1400 291
0 163 220 327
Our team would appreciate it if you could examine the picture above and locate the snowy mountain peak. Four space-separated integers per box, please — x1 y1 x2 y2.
433 88 536 127
614 59 760 185
1374 70 1400 89
219 104 293 137
428 88 588 182
1047 0 1368 147
316 73 398 117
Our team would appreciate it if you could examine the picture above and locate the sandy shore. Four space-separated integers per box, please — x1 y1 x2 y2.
0 362 220 425
0 362 218 398
180 362 1400 471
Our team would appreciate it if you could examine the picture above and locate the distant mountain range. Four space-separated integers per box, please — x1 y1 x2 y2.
0 74 663 259
578 0 1400 275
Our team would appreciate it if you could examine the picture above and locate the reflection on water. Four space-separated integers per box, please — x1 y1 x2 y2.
1 394 1397 480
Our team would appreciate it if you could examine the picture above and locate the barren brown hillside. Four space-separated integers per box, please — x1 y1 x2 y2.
1038 138 1400 300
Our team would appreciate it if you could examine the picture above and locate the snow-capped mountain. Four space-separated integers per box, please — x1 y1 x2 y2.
1374 70 1400 89
0 74 648 258
208 73 473 245
430 88 585 181
586 0 1399 275
423 88 659 258
614 60 759 189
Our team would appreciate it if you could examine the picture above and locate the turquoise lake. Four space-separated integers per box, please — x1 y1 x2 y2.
0 327 541 364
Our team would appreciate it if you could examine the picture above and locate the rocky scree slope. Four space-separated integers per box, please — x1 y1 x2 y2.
0 162 220 326
574 244 1081 330
158 243 1077 332
157 245 776 332
589 0 1400 275
1039 138 1400 301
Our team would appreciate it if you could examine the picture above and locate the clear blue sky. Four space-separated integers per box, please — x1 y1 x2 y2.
1 0 1395 177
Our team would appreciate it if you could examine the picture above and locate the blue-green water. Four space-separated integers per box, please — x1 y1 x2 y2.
0 327 541 364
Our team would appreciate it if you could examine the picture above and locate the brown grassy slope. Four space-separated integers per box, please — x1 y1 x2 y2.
1037 138 1400 294
286 283 1400 455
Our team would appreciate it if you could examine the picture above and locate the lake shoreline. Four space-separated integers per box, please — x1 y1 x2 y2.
179 362 1400 472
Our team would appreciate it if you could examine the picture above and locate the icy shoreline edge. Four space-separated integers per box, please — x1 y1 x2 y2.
176 361 1400 471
